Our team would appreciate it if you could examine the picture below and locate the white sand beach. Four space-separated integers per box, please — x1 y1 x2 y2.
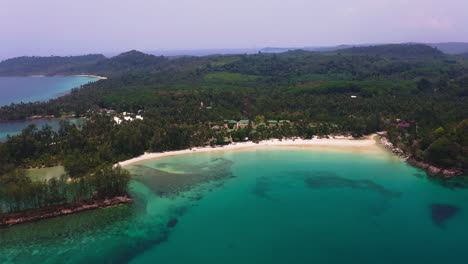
73 74 108 80
119 135 385 167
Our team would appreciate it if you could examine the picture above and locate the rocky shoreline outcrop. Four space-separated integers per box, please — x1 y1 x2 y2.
378 136 463 178
406 158 463 178
0 196 133 228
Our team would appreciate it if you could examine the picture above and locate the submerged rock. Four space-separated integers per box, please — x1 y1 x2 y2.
167 218 178 228
430 204 460 229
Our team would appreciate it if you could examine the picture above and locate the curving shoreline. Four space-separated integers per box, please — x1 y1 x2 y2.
2 134 461 227
120 134 464 178
119 135 384 167
379 135 463 178
1 135 384 228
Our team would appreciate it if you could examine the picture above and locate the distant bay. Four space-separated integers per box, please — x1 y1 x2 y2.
0 76 97 141
0 76 99 107
0 118 85 142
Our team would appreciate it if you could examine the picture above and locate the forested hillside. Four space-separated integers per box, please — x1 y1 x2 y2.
460 52 468 58
426 42 468 54
337 44 444 58
72 50 169 77
0 54 106 76
1 44 467 214
0 51 169 77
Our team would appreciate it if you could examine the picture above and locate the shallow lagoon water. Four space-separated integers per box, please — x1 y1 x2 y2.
1 149 468 264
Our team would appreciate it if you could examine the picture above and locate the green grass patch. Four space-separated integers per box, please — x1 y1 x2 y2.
290 80 417 96
204 72 264 83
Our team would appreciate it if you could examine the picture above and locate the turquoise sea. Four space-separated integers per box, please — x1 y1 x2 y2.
1 149 467 264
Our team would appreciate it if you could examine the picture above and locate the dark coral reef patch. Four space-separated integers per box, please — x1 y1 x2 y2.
430 204 460 229
304 171 402 198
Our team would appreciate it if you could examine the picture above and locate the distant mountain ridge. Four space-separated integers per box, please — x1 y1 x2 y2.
1 43 466 77
78 50 168 76
260 44 380 53
260 42 468 55
0 54 106 76
424 42 468 54
261 44 445 59
0 51 168 77
459 52 468 58
337 44 444 58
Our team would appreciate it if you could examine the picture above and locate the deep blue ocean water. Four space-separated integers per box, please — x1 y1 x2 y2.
1 149 467 264
0 76 98 106
0 76 97 141
0 118 85 142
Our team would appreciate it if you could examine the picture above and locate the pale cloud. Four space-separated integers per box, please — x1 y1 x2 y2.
406 11 454 31
0 0 467 59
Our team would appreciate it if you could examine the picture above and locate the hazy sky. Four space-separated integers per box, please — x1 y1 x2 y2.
1 0 467 59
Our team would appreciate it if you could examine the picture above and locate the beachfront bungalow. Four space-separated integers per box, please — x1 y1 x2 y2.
268 120 278 127
237 120 250 128
102 109 116 115
397 122 410 128
226 120 238 129
278 120 290 126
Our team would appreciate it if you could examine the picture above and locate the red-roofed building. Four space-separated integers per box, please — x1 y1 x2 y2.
397 122 410 128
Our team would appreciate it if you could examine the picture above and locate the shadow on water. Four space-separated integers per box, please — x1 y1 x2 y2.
254 176 275 200
112 229 170 264
303 171 403 198
412 170 468 190
428 175 468 190
413 173 425 179
253 176 295 201
430 204 460 229
104 203 193 264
